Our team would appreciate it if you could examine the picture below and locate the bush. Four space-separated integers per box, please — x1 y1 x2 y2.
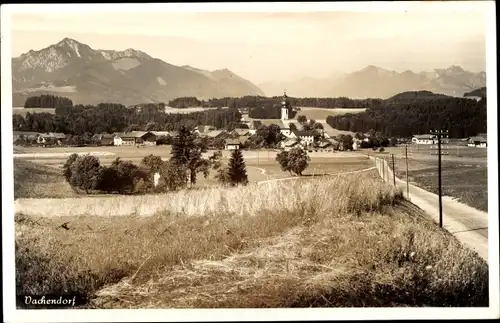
379 147 385 153
68 155 101 193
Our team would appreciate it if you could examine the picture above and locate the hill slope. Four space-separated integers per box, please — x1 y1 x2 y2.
12 38 264 106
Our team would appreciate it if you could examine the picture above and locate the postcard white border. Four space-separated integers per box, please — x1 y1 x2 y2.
1 2 498 322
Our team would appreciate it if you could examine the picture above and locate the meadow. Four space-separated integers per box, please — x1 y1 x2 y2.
12 107 56 116
13 145 373 200
295 107 366 120
15 172 488 308
365 145 488 212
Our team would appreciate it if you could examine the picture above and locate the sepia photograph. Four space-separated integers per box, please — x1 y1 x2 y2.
1 1 498 322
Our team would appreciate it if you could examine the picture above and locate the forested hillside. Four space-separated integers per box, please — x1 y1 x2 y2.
326 97 486 138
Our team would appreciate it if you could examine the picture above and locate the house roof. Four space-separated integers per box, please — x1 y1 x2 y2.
282 139 299 147
225 139 241 145
151 131 171 137
293 130 316 137
232 128 250 136
197 125 216 133
39 132 66 139
119 131 155 139
469 136 487 142
413 134 435 140
206 130 227 138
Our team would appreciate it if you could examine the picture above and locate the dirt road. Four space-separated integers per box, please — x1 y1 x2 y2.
373 157 488 262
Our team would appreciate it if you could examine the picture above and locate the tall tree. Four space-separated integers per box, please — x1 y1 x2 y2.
227 149 249 186
170 126 211 185
276 148 310 176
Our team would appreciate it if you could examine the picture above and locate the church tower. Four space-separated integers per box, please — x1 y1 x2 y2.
281 90 289 120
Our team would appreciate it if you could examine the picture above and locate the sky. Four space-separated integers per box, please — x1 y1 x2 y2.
7 2 491 84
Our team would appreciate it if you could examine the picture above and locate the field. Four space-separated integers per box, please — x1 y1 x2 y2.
13 145 373 200
15 172 488 308
365 145 488 212
12 107 56 116
242 107 366 123
295 107 366 120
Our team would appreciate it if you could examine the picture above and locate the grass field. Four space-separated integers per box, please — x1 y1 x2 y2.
295 107 366 120
13 159 76 199
12 107 56 116
365 145 488 212
15 173 488 308
242 107 366 123
13 145 373 200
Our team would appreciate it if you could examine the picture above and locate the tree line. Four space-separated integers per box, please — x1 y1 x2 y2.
24 95 74 109
168 95 383 109
326 98 487 138
13 102 242 135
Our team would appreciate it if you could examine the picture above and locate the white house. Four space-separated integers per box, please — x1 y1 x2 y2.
293 130 315 147
467 136 487 147
225 139 241 150
412 134 436 145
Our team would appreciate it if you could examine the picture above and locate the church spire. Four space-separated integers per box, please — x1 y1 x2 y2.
281 90 289 120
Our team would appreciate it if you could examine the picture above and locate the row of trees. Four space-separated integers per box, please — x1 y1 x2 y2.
168 97 203 109
152 95 384 110
24 95 74 109
326 98 487 138
205 96 383 109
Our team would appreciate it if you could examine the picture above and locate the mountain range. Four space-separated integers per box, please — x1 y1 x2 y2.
258 65 486 99
12 38 486 106
11 38 264 106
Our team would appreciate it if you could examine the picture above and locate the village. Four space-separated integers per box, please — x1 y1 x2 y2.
11 92 488 152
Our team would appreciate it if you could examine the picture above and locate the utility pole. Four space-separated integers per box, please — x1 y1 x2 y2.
430 129 448 228
405 144 409 199
391 153 396 186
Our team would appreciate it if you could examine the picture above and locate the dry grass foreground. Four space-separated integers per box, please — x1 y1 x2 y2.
13 159 76 199
15 172 488 308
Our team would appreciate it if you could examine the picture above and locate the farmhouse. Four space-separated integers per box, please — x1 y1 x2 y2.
412 134 436 145
467 135 487 147
280 138 301 151
225 139 241 150
92 133 115 146
114 131 157 146
36 132 66 145
293 130 315 147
